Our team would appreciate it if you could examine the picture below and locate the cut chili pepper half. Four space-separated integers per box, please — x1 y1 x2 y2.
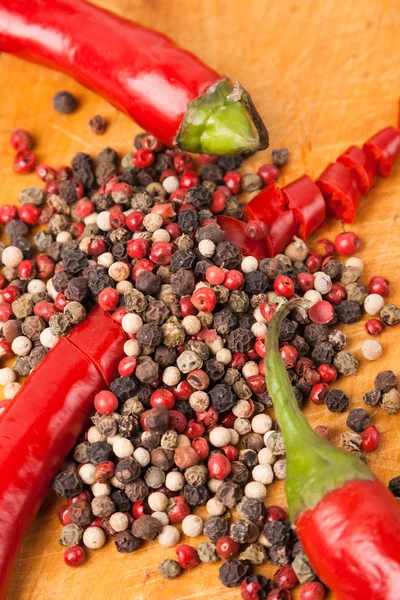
282 175 326 240
316 162 362 224
308 300 334 324
216 215 268 260
363 127 400 178
336 145 377 194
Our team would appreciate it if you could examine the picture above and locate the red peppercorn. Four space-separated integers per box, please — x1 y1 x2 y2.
221 445 240 461
308 300 334 325
304 368 321 386
168 410 187 433
45 180 60 195
175 544 200 569
191 437 209 461
150 242 172 265
35 163 57 182
257 163 280 186
112 307 128 325
265 506 287 522
310 383 329 405
179 296 197 317
191 288 217 312
10 129 33 152
305 253 323 273
94 390 119 415
216 536 240 559
0 205 18 225
184 419 205 440
35 255 55 279
299 582 326 600
98 287 119 311
173 380 193 401
180 171 200 189
127 238 149 259
170 188 186 203
63 545 85 567
296 273 315 293
224 270 244 291
73 198 95 220
0 286 20 304
316 239 335 258
245 220 268 240
255 336 266 359
199 154 219 164
325 284 346 305
174 153 193 173
125 211 145 232
274 275 295 297
259 302 277 322
208 454 232 479
109 210 126 230
246 345 259 361
17 203 41 225
334 231 361 256
68 491 91 505
118 356 137 377
152 203 176 222
57 504 71 525
210 190 227 213
95 461 115 482
132 258 155 281
230 352 247 369
317 363 337 383
368 275 390 297
274 565 298 590
141 134 164 152
13 150 36 174
57 165 73 180
196 406 218 428
54 292 70 311
0 338 13 360
362 425 381 452
365 318 384 336
279 344 298 368
70 221 85 239
132 501 151 519
241 578 263 600
165 222 182 240
34 301 59 321
223 170 242 194
132 149 155 168
247 374 266 395
267 589 291 600
150 389 175 410
168 496 190 523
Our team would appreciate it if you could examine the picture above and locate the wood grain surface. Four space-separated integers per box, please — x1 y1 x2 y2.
1 0 400 598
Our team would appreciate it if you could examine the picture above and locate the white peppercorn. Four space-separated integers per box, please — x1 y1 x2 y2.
314 272 332 294
198 239 216 257
273 459 287 479
87 426 107 443
133 447 151 467
209 427 231 448
251 414 272 435
346 257 364 271
216 348 232 365
113 438 134 458
143 213 163 232
152 511 169 526
303 290 322 305
206 497 226 516
4 382 21 399
258 447 276 466
162 366 181 386
241 256 258 273
148 491 168 512
83 526 106 549
229 429 240 445
123 339 141 357
91 483 111 497
116 280 133 294
252 464 274 485
251 322 267 337
79 463 96 485
176 434 191 447
361 339 383 361
152 229 170 243
158 525 180 547
0 367 16 386
109 512 129 532
208 478 224 493
40 327 58 349
182 315 201 335
242 361 260 379
364 294 385 316
165 471 185 492
2 246 23 268
182 514 204 537
189 390 209 411
11 335 32 357
121 313 143 334
98 252 114 268
234 417 252 435
244 481 267 500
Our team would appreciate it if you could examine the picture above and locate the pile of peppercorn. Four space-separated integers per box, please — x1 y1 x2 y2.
1 128 400 600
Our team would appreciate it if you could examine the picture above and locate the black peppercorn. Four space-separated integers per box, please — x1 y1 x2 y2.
325 389 350 413
311 341 335 366
204 358 225 381
363 389 381 407
303 323 328 345
323 259 344 280
65 277 89 303
88 272 115 297
291 335 310 358
214 242 241 269
183 484 210 506
115 457 141 484
87 441 114 465
52 470 83 499
195 223 224 245
69 500 92 527
14 356 31 377
272 147 289 166
227 328 255 353
230 460 250 484
268 545 291 566
170 249 196 271
135 271 162 296
200 164 225 182
239 449 258 468
279 318 298 343
388 476 400 497
374 370 398 394
178 209 199 233
184 184 211 209
216 480 243 508
218 155 243 171
244 271 269 295
114 531 141 553
131 515 161 540
110 489 131 513
237 498 266 522
346 408 371 432
110 376 138 402
263 520 291 546
210 384 237 412
203 516 229 541
5 219 29 241
336 300 362 324
218 558 250 588
230 520 253 544
213 309 238 335
53 90 78 113
137 323 162 349
118 415 140 438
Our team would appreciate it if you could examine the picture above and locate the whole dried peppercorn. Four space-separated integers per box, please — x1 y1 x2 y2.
88 272 115 298
112 242 128 260
239 546 268 566
14 356 31 377
183 484 210 506
229 291 250 314
53 90 77 113
59 180 79 204
224 197 244 219
279 319 298 343
311 342 335 366
230 460 250 484
178 209 199 233
291 336 310 358
118 415 139 438
171 249 196 271
197 541 219 563
216 480 243 508
187 339 210 361
303 323 328 346
185 464 208 486
52 271 71 292
123 289 147 313
213 309 237 335
263 520 291 546
141 405 170 433
363 389 381 407
125 479 149 502
328 329 347 351
334 351 358 375
243 433 264 452
210 384 237 412
49 313 71 337
227 329 255 353
69 500 92 527
12 297 34 319
87 441 114 465
388 476 400 498
200 164 225 182
184 184 211 209
137 324 162 349
143 300 169 325
5 219 29 241
132 515 161 540
136 271 161 296
14 237 33 259
204 359 225 382
65 277 89 303
64 301 86 325
218 558 250 588
33 230 53 252
336 300 362 324
236 497 266 523
144 465 164 488
59 523 84 547
346 408 371 432
230 520 254 544
245 271 269 295
110 376 138 402
29 345 48 369
114 531 141 553
323 259 344 280
158 558 182 579
152 447 174 471
170 269 196 297
195 224 224 245
292 553 316 584
136 358 159 385
382 389 400 414
110 489 131 513
325 389 350 413
374 370 398 394
339 431 363 452
3 320 22 343
380 304 400 326
203 516 229 542
346 282 368 305
272 147 289 166
154 346 177 369
52 470 83 499
95 415 118 437
115 457 141 484
214 242 241 269
269 545 291 566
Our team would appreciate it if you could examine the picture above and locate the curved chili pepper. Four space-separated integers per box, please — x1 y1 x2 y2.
216 215 268 260
363 126 400 178
316 162 362 223
0 306 125 599
282 175 326 239
265 300 400 600
0 0 268 156
336 146 377 194
244 183 297 255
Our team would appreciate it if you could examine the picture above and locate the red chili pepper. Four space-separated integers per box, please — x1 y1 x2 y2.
0 0 268 155
265 300 400 600
0 306 125 598
363 126 400 177
336 146 377 194
282 175 326 239
316 162 362 223
216 215 269 260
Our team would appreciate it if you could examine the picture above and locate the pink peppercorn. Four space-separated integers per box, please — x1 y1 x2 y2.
35 163 57 182
191 437 209 461
368 275 389 297
174 446 200 469
299 582 326 600
279 344 298 368
63 546 85 567
265 506 287 522
267 589 291 600
296 273 315 293
118 357 137 377
273 565 298 589
257 163 279 186
310 383 329 405
175 544 200 569
208 454 232 479
362 425 381 452
18 204 41 225
98 287 119 311
168 496 190 524
223 170 242 194
94 390 119 415
10 129 33 152
317 363 337 383
365 319 384 336
180 171 200 188
334 231 361 255
13 150 36 174
0 205 18 225
132 149 154 168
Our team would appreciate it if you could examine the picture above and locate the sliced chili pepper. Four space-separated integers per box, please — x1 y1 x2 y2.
0 0 268 155
282 175 326 239
336 146 377 194
316 162 362 224
244 183 297 255
216 215 268 260
0 308 125 598
363 126 400 177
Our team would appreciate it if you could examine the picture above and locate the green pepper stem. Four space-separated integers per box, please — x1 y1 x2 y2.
265 299 373 521
176 79 269 155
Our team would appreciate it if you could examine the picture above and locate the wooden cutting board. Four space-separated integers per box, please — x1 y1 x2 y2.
1 0 400 598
